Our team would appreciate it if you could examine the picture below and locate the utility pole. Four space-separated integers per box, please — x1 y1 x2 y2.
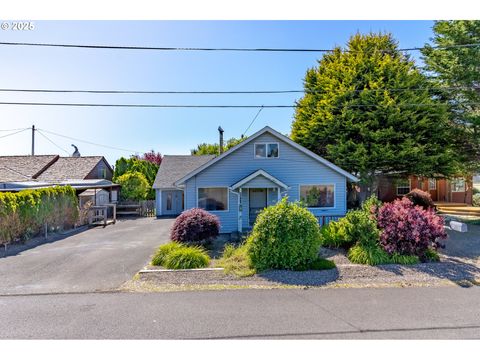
31 125 35 155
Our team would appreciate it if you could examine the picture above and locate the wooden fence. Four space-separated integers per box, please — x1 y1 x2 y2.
116 200 156 217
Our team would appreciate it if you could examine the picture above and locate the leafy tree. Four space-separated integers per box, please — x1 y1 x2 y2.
291 33 463 195
140 150 163 166
116 171 150 201
421 20 480 173
113 156 159 200
191 137 246 155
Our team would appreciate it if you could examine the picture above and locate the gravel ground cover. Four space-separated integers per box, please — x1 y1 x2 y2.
122 225 480 292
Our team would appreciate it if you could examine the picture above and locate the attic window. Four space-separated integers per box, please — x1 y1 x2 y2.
255 143 279 158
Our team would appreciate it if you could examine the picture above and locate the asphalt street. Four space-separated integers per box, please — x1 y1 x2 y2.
0 217 173 295
1 286 479 339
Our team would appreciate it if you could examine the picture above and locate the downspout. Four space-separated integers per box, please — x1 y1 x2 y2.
229 187 242 233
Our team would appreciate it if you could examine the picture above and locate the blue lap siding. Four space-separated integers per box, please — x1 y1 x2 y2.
184 132 347 233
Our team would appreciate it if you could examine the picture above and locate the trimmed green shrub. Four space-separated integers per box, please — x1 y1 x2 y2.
321 196 381 249
247 198 322 271
218 243 255 277
0 186 79 246
163 246 210 269
116 171 150 201
151 242 184 266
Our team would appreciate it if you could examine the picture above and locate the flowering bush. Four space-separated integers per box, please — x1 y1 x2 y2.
377 197 446 257
170 208 220 243
404 188 435 210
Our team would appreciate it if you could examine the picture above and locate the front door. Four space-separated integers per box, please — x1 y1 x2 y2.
163 190 183 216
249 188 267 226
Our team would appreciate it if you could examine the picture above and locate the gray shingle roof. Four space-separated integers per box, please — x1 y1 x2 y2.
153 155 215 189
36 156 104 181
0 155 59 182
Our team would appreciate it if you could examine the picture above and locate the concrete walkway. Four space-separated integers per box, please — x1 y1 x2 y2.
0 217 174 295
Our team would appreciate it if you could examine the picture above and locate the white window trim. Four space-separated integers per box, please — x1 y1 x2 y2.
428 178 437 190
451 178 466 193
396 178 411 196
299 184 336 210
254 142 280 159
196 187 230 212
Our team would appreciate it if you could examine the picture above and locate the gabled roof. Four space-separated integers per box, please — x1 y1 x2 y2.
175 126 359 185
36 156 108 182
153 155 216 189
0 155 59 182
231 169 289 189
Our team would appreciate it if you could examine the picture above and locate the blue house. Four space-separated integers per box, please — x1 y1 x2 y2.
153 126 358 233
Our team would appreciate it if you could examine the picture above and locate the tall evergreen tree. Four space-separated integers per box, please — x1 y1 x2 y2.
291 33 463 192
421 20 480 173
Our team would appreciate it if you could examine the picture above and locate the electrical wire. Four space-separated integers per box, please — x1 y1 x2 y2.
0 101 476 109
37 128 145 154
0 41 479 53
0 86 476 95
0 128 29 139
243 106 264 137
35 129 70 155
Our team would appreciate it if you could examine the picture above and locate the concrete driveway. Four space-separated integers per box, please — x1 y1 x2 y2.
0 217 174 295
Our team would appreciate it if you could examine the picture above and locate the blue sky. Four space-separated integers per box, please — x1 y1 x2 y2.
0 20 435 165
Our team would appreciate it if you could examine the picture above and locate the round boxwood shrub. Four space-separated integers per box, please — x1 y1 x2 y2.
163 246 210 269
170 208 220 243
404 188 435 210
247 198 322 271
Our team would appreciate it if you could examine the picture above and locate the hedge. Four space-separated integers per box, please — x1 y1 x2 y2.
0 186 79 246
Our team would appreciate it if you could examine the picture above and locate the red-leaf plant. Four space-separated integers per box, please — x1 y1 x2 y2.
377 197 447 258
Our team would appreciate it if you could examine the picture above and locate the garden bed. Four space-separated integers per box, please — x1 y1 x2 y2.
122 245 480 292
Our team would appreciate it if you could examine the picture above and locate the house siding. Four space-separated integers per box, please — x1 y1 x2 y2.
185 133 347 233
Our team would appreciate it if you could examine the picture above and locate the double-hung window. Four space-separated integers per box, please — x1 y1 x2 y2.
396 179 410 195
428 178 436 190
451 178 465 192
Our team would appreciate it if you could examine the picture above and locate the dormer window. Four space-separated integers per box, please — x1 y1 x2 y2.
254 143 279 158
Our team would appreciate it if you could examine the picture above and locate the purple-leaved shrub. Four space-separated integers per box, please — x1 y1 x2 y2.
377 197 446 257
170 208 220 243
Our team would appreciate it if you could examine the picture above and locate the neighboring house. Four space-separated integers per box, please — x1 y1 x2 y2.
153 126 358 233
0 155 119 203
377 174 473 205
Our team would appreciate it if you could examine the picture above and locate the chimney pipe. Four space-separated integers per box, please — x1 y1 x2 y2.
218 126 224 154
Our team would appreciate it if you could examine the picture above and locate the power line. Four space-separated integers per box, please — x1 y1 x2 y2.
0 102 295 108
35 129 70 155
37 128 145 154
0 41 479 53
0 86 476 95
0 128 29 139
0 101 477 109
0 127 30 132
243 106 264 137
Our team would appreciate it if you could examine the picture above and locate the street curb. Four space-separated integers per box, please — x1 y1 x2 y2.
139 267 225 273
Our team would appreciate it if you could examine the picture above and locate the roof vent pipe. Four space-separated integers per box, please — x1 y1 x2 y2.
218 126 224 155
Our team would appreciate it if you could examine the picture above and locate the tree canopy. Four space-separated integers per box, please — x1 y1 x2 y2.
113 156 159 200
421 20 480 173
291 33 465 188
191 137 246 155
